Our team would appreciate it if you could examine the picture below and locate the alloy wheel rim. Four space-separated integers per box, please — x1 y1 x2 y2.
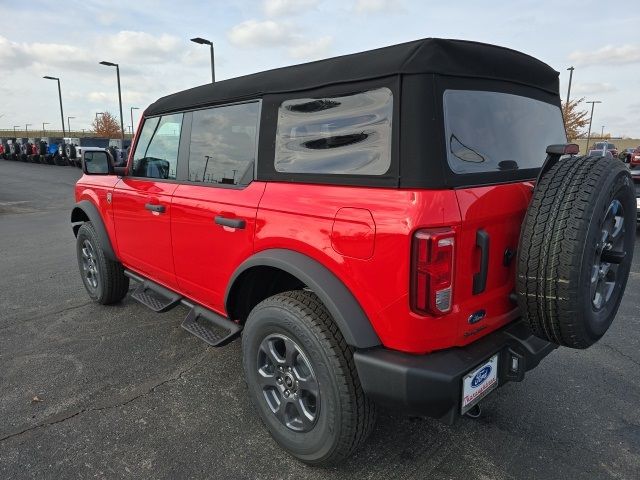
81 239 99 290
256 333 320 432
590 199 626 311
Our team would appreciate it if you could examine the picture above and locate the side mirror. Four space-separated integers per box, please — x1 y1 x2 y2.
83 150 114 175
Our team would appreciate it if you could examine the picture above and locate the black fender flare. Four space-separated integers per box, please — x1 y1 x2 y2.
71 200 117 261
225 249 381 349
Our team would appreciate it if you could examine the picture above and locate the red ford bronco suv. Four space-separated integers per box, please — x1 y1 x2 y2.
72 38 636 466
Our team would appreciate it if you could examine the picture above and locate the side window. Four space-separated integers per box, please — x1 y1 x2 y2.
131 113 183 179
188 102 260 185
274 87 393 175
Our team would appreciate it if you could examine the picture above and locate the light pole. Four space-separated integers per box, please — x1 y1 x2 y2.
67 116 75 134
585 100 602 154
190 37 215 83
43 76 66 136
95 112 105 121
13 125 19 135
130 106 139 135
99 61 125 140
42 122 49 136
565 66 575 112
601 125 605 139
25 124 31 134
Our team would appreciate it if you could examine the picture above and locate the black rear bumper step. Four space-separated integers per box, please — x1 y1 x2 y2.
181 304 241 347
354 319 557 424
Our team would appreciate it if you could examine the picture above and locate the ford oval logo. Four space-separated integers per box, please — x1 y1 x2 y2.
471 365 492 388
468 309 486 325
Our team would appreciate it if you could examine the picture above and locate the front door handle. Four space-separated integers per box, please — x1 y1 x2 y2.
145 203 166 214
215 216 246 229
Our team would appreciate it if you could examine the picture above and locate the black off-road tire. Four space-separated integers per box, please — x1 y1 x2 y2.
242 290 376 466
517 155 635 348
76 222 129 305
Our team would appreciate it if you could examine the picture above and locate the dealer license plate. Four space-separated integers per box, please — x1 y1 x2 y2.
461 354 499 414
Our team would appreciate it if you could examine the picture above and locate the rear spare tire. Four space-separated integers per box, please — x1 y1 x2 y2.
517 155 635 348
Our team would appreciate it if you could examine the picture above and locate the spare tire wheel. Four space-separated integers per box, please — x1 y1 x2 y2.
517 155 635 349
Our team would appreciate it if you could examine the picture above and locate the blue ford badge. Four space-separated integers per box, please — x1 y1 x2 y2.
468 309 486 324
471 365 492 388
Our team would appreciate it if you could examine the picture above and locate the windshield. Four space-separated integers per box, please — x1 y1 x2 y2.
443 90 566 174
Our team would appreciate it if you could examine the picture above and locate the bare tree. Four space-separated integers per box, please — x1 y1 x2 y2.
91 112 122 138
561 98 590 140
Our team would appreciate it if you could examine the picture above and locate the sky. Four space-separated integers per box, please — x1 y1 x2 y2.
0 0 639 137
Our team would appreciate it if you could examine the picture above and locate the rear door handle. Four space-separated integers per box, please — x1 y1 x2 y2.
145 203 166 213
215 216 246 229
473 229 490 295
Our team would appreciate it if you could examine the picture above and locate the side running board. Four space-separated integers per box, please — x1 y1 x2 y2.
126 271 182 312
181 303 241 347
124 270 242 346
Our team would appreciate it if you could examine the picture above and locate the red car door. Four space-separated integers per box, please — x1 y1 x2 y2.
112 113 184 289
170 102 263 314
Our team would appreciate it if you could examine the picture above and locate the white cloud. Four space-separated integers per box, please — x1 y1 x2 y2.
573 82 617 95
569 44 640 67
264 0 319 17
288 36 333 60
228 19 295 47
98 31 182 64
354 0 402 13
0 31 183 75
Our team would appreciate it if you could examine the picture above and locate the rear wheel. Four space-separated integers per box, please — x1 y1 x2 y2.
76 222 129 305
517 155 635 348
242 290 376 466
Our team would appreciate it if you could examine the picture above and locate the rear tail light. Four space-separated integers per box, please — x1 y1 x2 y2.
411 228 455 315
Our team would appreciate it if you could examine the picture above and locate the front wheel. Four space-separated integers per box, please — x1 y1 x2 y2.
242 291 376 466
76 222 129 304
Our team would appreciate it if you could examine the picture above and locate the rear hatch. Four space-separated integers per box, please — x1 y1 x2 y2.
442 89 566 343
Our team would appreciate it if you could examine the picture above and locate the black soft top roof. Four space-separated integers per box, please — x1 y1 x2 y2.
146 37 559 116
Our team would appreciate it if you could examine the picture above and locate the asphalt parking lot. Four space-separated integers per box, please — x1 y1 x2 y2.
1 160 639 480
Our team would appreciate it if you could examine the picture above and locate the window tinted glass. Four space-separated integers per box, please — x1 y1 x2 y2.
188 102 259 185
132 113 183 179
275 88 392 175
443 90 566 174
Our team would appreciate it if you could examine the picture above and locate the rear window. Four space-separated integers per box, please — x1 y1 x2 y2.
274 88 392 175
443 90 566 174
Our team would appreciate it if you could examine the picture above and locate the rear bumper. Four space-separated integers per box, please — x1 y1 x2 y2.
354 319 557 424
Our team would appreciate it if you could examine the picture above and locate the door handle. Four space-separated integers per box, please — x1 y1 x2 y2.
215 216 246 229
145 203 166 213
473 229 490 295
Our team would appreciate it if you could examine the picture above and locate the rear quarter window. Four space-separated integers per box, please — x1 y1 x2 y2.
274 87 393 175
443 90 566 174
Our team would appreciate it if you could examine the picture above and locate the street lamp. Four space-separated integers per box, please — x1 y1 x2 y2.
13 125 19 135
99 61 125 140
43 76 66 136
190 37 215 83
25 124 31 134
601 125 605 139
565 66 575 112
42 122 50 136
67 116 75 134
585 100 602 154
130 106 139 135
95 112 105 121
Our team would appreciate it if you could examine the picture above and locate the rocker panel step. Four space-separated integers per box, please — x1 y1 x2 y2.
125 272 182 313
181 307 241 347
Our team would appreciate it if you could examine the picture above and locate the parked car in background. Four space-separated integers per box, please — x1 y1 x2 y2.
589 142 618 158
589 149 614 158
630 146 640 168
619 148 634 163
